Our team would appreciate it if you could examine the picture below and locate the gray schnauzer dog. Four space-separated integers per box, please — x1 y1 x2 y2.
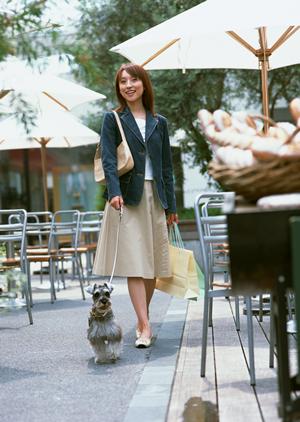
86 283 122 364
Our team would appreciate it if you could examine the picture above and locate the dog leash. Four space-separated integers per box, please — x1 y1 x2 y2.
107 206 123 286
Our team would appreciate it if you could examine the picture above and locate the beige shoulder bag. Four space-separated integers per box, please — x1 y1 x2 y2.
94 110 134 184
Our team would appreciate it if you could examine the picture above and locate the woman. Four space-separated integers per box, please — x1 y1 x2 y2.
93 63 178 348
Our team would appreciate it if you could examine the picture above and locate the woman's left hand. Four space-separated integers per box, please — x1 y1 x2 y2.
167 213 179 226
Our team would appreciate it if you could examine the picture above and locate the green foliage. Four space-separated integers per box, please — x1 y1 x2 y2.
0 269 26 292
0 1 60 62
177 206 221 220
177 207 195 220
94 184 106 211
0 243 6 258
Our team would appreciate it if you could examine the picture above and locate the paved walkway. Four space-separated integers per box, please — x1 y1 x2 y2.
124 298 187 422
0 277 173 422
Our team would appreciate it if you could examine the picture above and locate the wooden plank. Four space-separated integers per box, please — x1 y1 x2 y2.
168 295 296 421
213 297 262 422
233 300 281 422
167 298 218 421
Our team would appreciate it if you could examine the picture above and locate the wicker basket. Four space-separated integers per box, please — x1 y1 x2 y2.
208 159 300 201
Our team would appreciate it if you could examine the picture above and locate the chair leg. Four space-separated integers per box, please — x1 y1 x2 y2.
39 263 43 284
245 296 256 385
201 293 209 377
72 259 76 279
208 297 213 327
49 259 56 304
79 254 86 285
23 277 33 325
86 250 92 279
60 260 65 290
258 294 264 322
224 270 229 283
269 295 275 368
86 251 91 283
287 291 293 321
235 296 240 331
26 262 33 308
75 255 85 300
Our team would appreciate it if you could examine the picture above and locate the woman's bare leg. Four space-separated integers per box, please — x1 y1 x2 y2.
127 277 151 337
144 278 156 314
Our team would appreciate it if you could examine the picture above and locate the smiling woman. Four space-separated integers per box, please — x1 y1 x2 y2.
93 63 178 349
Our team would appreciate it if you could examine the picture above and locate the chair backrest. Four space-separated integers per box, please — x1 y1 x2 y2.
201 199 228 273
79 211 103 243
194 193 231 286
0 209 27 272
26 212 53 248
49 210 80 250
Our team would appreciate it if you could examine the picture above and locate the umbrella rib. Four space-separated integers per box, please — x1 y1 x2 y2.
270 26 300 53
42 92 69 111
0 89 10 99
33 137 42 145
226 31 257 55
63 136 71 147
141 38 180 67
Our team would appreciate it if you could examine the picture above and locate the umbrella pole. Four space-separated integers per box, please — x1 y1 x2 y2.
258 27 270 133
260 58 269 133
40 139 49 211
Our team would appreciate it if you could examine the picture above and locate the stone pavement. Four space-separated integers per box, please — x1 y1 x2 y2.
123 297 187 422
0 276 191 422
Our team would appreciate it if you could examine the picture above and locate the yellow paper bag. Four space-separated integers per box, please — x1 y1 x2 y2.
156 244 201 300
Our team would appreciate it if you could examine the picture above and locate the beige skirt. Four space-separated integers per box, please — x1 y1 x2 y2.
92 181 171 279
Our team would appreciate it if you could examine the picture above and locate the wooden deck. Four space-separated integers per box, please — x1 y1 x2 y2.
167 296 298 422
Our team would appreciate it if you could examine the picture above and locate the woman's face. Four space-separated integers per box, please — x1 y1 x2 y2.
119 70 144 105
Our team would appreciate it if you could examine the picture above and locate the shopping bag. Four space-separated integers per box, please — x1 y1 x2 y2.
156 223 204 300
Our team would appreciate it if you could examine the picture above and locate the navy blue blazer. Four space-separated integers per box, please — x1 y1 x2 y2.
100 107 176 213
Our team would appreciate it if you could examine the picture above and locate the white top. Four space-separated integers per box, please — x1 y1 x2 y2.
134 117 154 180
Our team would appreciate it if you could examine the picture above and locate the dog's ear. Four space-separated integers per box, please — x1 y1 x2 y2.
104 282 114 293
85 284 95 295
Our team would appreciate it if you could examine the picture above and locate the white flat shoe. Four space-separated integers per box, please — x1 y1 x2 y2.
136 328 142 339
135 336 152 348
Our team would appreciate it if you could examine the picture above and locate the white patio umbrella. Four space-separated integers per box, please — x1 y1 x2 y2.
111 0 300 125
0 96 100 211
0 57 106 110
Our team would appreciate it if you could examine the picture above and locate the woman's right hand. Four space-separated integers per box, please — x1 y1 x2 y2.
110 195 124 210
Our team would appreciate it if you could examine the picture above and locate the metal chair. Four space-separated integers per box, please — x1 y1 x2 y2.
79 211 103 282
26 212 53 282
0 209 33 324
194 192 255 385
50 210 85 300
25 211 57 304
200 196 240 330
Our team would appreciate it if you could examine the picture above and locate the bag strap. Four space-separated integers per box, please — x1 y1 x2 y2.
169 222 185 249
112 110 127 145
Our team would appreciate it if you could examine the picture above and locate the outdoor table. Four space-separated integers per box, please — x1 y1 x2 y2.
226 203 300 422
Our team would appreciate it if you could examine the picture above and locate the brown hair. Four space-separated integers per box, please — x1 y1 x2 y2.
115 63 155 115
